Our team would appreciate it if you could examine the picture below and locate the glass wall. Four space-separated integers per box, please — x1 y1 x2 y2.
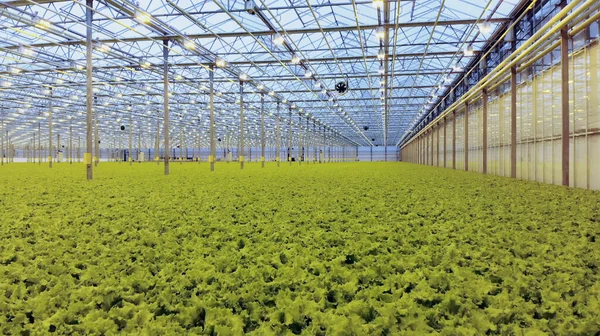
401 39 600 190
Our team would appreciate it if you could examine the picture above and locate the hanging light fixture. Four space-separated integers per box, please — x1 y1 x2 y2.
257 84 264 91
273 33 285 45
135 10 151 24
239 73 249 81
269 90 275 96
19 45 34 56
372 0 384 9
215 58 226 68
477 21 492 34
464 45 474 57
378 65 385 75
375 26 385 39
291 53 301 64
453 63 463 72
183 39 195 50
377 48 386 60
304 70 313 78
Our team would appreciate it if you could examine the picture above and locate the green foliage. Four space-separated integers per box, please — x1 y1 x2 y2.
0 162 599 335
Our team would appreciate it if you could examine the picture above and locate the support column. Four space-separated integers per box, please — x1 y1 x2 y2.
129 114 133 165
38 123 41 165
48 87 53 168
452 110 456 169
276 102 281 167
443 117 447 168
482 88 488 174
94 96 99 166
209 65 216 171
297 113 302 165
239 81 245 169
69 122 73 164
260 93 265 168
163 40 170 175
510 65 517 178
313 120 317 163
464 102 469 171
0 118 3 166
288 106 292 165
561 23 569 186
33 132 36 164
436 124 440 166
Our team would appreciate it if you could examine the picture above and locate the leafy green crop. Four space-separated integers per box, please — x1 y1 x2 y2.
0 162 599 335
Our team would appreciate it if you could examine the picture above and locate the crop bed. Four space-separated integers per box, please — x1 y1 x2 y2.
1 162 599 335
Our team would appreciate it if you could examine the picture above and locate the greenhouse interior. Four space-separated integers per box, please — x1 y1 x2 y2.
1 0 600 334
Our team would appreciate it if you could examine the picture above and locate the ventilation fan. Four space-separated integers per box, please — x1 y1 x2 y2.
335 75 349 95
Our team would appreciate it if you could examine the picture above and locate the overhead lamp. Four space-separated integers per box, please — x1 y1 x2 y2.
55 78 64 85
183 39 195 50
140 59 151 68
453 64 463 72
1 81 11 88
257 84 264 90
34 16 51 29
375 26 386 39
8 66 21 75
135 10 151 24
215 58 226 68
116 93 123 98
377 48 386 60
477 21 492 34
321 89 327 95
314 82 321 89
216 91 223 97
268 90 275 96
379 86 385 92
282 99 288 104
127 106 132 111
291 53 301 64
115 76 122 82
372 0 384 9
175 74 184 81
96 42 110 53
304 71 313 78
18 45 34 56
464 45 474 57
239 73 249 81
378 65 385 75
291 104 296 109
273 33 285 45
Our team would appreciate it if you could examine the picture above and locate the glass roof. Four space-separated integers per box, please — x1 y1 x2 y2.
0 0 520 149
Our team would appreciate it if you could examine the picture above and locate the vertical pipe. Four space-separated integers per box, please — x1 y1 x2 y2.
94 96 99 166
0 118 3 166
179 117 183 164
209 65 216 171
69 123 73 164
482 88 488 174
163 40 170 175
276 102 281 167
464 102 469 172
38 123 41 165
452 110 456 169
261 93 265 168
561 24 570 186
129 114 133 166
511 66 517 178
289 107 293 165
436 124 440 166
239 81 245 169
443 117 447 168
33 132 36 164
297 113 302 165
313 120 317 163
155 116 160 163
49 87 53 168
